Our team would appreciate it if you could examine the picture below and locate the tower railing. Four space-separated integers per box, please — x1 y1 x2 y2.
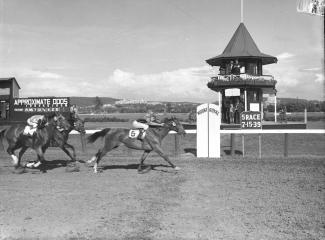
211 73 274 81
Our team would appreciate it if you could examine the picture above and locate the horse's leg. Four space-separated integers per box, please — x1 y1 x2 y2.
6 143 20 168
87 136 120 173
34 147 47 173
93 150 102 173
60 143 76 162
18 146 28 167
138 150 151 173
152 145 180 170
87 149 105 173
93 147 112 173
60 143 80 172
89 140 118 173
87 149 103 173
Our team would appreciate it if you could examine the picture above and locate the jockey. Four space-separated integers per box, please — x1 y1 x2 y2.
24 114 46 136
69 104 80 120
70 104 84 126
132 110 164 139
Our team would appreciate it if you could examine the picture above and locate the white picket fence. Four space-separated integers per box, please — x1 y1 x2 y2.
71 129 325 135
71 128 325 158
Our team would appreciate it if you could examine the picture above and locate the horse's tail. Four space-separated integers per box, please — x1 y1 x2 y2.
87 128 111 143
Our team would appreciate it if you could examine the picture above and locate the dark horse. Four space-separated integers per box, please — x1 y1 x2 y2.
43 113 86 163
24 113 87 172
87 117 186 173
17 113 85 171
0 113 70 172
67 113 87 152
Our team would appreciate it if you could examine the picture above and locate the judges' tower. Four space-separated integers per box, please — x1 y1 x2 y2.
206 22 278 124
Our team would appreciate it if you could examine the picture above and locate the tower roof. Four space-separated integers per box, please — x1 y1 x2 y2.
206 23 277 66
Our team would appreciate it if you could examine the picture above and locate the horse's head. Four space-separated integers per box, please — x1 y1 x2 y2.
72 117 86 134
37 117 48 129
55 113 71 131
164 116 186 136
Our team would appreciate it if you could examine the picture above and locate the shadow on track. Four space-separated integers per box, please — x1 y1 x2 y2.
87 163 173 174
184 148 197 156
224 150 243 155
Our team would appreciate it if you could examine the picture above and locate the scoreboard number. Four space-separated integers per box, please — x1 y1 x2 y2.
240 111 262 129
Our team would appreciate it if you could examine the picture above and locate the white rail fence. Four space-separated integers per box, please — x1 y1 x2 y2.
71 129 325 158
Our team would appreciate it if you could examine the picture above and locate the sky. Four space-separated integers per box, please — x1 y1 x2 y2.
0 0 324 102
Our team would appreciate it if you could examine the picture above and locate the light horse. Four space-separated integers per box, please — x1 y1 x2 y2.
0 113 70 173
87 117 186 173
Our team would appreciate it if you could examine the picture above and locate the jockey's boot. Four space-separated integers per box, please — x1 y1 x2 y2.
137 129 146 140
32 131 37 148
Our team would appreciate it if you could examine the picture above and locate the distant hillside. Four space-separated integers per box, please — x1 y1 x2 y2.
70 96 320 108
70 97 119 107
277 98 313 104
264 97 315 104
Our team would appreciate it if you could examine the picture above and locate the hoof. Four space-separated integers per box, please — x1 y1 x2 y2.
87 157 96 164
25 162 36 168
38 164 47 173
12 166 26 174
33 161 41 168
174 166 181 171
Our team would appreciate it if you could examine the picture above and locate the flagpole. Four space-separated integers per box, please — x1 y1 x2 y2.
241 0 244 23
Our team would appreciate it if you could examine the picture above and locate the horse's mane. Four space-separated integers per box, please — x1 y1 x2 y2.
46 112 58 119
162 116 176 123
37 113 57 129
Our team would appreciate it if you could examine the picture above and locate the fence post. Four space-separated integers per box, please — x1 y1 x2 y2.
258 134 262 159
242 134 245 157
174 134 179 157
284 133 289 157
231 134 235 156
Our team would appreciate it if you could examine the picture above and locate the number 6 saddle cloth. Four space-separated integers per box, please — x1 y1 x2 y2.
128 129 146 140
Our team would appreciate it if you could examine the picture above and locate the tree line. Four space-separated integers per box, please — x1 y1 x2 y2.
80 96 325 114
265 100 325 112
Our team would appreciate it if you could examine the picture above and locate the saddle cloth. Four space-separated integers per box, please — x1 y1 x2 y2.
128 129 146 140
23 126 37 136
23 125 64 136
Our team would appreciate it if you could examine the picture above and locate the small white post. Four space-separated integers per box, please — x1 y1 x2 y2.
244 89 247 111
196 103 221 158
304 108 307 123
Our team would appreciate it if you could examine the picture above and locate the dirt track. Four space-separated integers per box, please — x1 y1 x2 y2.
0 146 324 240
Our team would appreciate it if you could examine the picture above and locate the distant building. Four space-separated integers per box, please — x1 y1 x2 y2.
102 103 114 108
115 99 147 105
147 101 163 105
